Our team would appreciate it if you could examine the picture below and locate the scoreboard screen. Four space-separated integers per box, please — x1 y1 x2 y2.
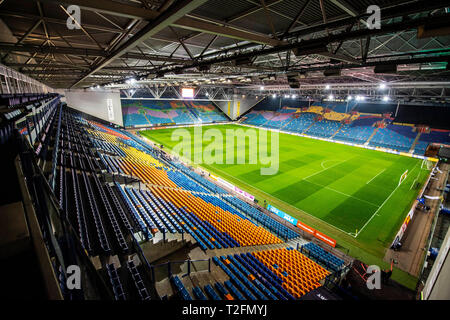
181 88 194 98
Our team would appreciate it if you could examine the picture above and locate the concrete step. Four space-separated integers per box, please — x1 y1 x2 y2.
364 127 379 145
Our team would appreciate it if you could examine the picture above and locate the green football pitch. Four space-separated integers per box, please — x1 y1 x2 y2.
140 124 430 276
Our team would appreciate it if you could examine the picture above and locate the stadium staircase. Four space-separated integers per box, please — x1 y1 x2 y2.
207 242 289 258
409 132 422 153
329 123 344 139
261 113 275 127
364 127 379 145
184 105 201 123
302 121 316 134
279 116 295 130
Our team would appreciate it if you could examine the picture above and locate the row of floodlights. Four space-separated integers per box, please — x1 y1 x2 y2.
325 83 388 91
266 93 390 102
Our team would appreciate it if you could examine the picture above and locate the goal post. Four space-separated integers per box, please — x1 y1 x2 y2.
399 170 408 186
421 159 434 170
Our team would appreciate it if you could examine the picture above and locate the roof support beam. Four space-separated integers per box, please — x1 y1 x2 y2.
70 0 209 87
0 43 191 63
172 17 285 46
37 0 159 20
163 14 450 74
36 0 283 46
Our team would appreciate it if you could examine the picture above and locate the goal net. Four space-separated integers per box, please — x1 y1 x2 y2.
399 170 408 186
421 159 434 170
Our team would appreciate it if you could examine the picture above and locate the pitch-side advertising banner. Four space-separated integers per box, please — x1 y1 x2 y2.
267 205 337 247
211 174 255 201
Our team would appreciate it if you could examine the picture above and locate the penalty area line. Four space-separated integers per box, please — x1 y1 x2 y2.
355 162 420 238
366 168 386 185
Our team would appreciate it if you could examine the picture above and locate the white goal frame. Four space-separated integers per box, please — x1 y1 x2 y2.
399 169 408 186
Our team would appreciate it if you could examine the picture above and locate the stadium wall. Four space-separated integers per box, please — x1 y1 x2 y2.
214 95 263 119
65 90 123 126
423 227 450 300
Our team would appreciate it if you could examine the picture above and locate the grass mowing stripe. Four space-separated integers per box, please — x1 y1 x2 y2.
303 178 380 208
202 161 355 236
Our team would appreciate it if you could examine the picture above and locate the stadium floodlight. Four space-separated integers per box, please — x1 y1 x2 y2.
205 92 209 97
292 94 297 98
361 96 366 101
347 95 352 101
284 94 290 98
383 95 390 101
355 95 361 101
260 86 264 90
379 83 387 90
328 94 334 100
272 94 277 98
325 84 331 90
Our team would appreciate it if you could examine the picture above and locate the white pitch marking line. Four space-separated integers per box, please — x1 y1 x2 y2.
303 158 351 180
321 159 341 169
355 162 420 238
366 168 386 185
304 179 380 208
203 163 354 236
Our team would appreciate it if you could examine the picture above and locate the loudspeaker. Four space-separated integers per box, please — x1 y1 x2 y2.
292 43 328 57
233 57 252 66
197 65 210 72
374 64 397 74
323 69 341 77
287 72 299 88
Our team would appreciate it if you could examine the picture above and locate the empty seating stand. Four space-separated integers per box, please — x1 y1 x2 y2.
192 286 208 300
204 285 222 300
301 242 345 272
105 263 127 300
170 275 193 300
126 261 151 300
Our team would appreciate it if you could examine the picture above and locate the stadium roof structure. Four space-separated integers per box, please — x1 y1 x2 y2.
1 0 450 101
